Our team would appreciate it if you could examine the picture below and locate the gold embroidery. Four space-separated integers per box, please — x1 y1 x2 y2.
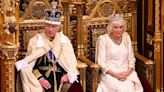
33 69 42 79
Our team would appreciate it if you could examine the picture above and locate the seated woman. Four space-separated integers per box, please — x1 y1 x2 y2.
15 2 82 92
95 14 143 92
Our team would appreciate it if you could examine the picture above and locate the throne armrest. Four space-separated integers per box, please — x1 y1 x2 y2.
134 52 154 64
134 52 154 91
77 60 88 92
78 56 100 92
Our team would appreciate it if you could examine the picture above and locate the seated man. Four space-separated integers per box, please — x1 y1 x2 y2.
15 2 83 92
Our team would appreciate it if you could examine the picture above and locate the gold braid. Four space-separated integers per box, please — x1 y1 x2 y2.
46 52 58 92
52 53 58 92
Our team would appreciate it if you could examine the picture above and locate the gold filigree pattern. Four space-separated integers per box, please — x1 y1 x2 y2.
31 2 47 19
0 45 18 59
146 33 153 45
85 0 99 15
117 1 137 13
98 2 115 17
0 45 18 92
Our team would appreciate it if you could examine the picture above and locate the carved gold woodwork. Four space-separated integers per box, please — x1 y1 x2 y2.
162 0 164 31
17 1 88 92
154 0 162 91
81 1 141 92
0 9 18 46
139 0 163 91
97 1 116 18
72 1 86 57
146 33 153 45
61 1 71 38
77 60 88 92
0 0 19 46
83 13 134 60
20 0 50 21
0 0 19 92
0 45 18 92
0 12 4 46
135 52 154 89
88 0 121 19
0 45 18 59
1 0 162 91
90 64 100 92
78 56 100 92
18 0 51 58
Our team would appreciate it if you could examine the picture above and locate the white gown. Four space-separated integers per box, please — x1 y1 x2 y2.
96 32 143 92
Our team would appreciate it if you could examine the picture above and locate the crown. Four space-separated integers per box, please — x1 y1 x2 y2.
45 2 62 25
108 13 123 22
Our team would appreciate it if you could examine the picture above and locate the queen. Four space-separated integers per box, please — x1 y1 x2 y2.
95 14 143 92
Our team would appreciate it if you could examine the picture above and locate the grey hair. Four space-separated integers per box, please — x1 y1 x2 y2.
106 19 127 34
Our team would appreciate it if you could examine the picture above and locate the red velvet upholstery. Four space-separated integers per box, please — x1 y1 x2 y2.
138 73 153 92
68 82 83 92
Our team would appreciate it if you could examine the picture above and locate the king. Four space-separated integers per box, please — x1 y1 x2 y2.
15 2 83 92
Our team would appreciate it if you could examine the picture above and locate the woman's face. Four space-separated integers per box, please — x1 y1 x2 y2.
44 23 60 39
111 21 124 38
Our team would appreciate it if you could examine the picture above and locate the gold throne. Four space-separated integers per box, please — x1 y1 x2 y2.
17 0 88 92
0 0 156 92
76 0 154 92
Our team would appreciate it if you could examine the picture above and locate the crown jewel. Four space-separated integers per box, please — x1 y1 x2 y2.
45 2 62 25
108 14 123 22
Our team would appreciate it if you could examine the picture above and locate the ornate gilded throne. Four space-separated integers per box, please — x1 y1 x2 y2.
0 0 156 92
0 0 87 92
78 0 139 91
76 0 154 92
17 0 88 92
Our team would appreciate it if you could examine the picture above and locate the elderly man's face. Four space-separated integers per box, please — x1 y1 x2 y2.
44 23 60 39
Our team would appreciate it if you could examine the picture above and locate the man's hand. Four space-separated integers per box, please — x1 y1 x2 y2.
60 74 69 83
39 77 51 90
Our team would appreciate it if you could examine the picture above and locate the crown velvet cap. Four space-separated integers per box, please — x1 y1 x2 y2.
45 2 62 25
108 14 124 22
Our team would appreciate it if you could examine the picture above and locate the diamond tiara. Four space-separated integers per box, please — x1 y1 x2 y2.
108 14 124 22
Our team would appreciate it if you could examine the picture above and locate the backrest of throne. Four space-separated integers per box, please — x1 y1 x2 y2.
81 0 137 62
19 20 44 58
18 1 88 92
78 0 137 91
80 0 154 91
18 0 50 58
18 1 64 59
16 0 154 91
83 13 133 61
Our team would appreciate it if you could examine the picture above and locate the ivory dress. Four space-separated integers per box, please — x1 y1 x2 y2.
96 32 143 92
